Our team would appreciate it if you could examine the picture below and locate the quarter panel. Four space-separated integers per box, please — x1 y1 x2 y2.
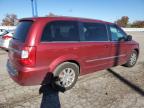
36 43 83 74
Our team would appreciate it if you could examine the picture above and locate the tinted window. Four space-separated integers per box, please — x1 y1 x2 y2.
14 21 33 42
109 25 127 41
82 22 108 41
41 21 79 42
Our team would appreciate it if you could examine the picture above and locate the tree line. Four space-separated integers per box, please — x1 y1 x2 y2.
115 16 144 28
1 14 144 28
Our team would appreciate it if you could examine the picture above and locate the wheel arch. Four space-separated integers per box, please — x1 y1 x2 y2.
134 48 139 56
48 55 81 74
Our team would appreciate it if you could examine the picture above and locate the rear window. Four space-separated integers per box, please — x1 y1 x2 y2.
41 21 79 42
14 21 33 42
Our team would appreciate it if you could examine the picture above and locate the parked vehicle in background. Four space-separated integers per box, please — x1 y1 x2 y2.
7 16 139 91
0 29 6 35
0 30 14 50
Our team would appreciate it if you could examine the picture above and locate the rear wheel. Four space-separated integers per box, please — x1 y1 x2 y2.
123 50 138 67
53 62 79 91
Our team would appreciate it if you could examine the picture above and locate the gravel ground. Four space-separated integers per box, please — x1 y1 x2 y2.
0 32 144 108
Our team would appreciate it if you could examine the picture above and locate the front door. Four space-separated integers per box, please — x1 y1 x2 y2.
108 24 128 66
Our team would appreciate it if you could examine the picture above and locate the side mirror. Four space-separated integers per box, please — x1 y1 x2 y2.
127 35 132 41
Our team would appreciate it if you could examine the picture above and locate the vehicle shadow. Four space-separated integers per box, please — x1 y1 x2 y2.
108 36 144 96
113 40 122 66
39 73 65 108
107 68 144 96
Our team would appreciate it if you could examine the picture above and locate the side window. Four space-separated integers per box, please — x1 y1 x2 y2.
109 25 127 41
41 21 79 42
82 22 108 41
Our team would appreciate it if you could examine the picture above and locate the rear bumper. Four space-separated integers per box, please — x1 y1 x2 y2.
7 60 52 86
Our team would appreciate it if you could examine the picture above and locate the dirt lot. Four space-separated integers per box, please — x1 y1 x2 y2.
0 32 144 108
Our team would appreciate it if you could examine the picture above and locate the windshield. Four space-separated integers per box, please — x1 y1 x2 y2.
13 21 33 42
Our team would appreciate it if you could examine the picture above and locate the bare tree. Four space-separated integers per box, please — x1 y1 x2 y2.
1 14 18 26
115 16 129 27
46 12 58 17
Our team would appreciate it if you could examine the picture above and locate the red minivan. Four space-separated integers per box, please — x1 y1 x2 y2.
7 17 139 91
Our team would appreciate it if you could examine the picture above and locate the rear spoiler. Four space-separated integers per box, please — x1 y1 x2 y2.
19 18 36 22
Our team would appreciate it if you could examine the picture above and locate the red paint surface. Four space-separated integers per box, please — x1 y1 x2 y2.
7 17 139 86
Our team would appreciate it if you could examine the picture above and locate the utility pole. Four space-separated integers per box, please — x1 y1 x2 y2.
31 0 38 17
31 0 35 17
34 0 38 17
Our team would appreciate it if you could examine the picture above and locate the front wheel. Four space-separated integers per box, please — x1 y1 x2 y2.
53 62 79 91
123 50 138 67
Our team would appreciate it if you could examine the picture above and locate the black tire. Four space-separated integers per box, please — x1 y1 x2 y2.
123 50 138 67
53 62 79 91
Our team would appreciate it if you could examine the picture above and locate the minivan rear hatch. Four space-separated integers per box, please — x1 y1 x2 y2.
8 20 35 67
13 20 33 42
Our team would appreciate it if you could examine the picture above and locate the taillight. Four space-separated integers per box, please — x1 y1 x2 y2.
20 46 36 66
2 35 11 40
